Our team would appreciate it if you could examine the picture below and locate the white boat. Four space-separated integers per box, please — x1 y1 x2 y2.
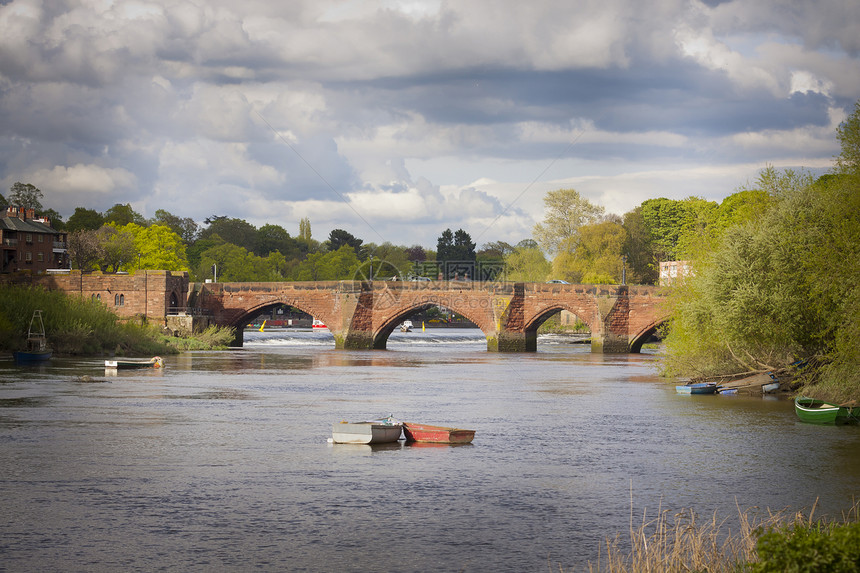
400 320 413 332
312 319 327 329
331 418 402 444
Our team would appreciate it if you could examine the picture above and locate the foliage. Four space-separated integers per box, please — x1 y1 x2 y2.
257 223 304 259
0 284 173 356
200 216 257 252
0 192 6 208
294 245 360 281
8 182 44 211
100 225 137 272
533 188 604 255
298 217 312 242
405 245 426 262
552 220 626 284
662 166 860 393
836 99 860 174
103 203 145 226
66 207 105 232
639 196 717 263
118 223 189 272
159 325 236 350
504 247 550 282
621 207 658 285
151 209 199 243
192 237 285 282
751 521 860 573
327 228 364 258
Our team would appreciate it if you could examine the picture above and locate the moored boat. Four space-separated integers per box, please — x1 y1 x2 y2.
402 422 475 444
399 320 413 332
794 396 860 425
675 382 717 395
312 319 327 329
105 356 164 369
14 310 52 363
331 418 402 444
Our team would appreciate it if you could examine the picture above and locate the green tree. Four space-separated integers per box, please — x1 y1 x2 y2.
622 207 658 285
121 223 189 272
299 217 312 242
103 203 145 227
192 238 283 282
533 188 604 255
257 224 303 259
200 216 257 251
99 225 137 272
836 99 860 174
152 209 199 244
8 182 43 211
295 245 359 281
0 192 6 209
553 220 627 284
327 229 364 257
504 247 551 282
66 207 105 232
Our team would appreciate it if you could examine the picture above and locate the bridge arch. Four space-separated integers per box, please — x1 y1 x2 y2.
227 298 338 344
369 298 494 349
628 316 670 353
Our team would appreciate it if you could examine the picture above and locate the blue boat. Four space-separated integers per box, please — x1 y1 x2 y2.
676 382 717 395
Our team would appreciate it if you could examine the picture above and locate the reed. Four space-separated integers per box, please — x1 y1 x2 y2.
554 499 860 573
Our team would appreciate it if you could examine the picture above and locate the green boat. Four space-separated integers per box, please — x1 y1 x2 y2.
794 396 860 425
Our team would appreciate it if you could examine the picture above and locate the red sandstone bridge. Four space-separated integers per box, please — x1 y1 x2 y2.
12 271 670 353
189 280 670 353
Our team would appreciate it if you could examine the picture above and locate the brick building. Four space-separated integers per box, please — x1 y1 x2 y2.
659 260 693 286
0 207 69 273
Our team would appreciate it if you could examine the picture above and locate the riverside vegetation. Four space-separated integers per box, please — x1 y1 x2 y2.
0 284 234 356
661 100 860 404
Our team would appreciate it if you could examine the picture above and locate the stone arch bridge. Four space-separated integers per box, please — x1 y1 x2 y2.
189 280 670 353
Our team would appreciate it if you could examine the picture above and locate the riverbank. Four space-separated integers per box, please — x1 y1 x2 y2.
0 284 233 356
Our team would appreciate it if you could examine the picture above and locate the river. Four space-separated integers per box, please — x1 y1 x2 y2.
1 328 858 572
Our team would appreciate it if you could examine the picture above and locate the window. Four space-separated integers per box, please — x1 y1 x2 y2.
115 294 125 306
38 234 44 243
37 253 44 262
25 234 32 244
25 251 32 262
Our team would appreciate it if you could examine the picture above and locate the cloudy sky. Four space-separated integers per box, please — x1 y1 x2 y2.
1 0 858 249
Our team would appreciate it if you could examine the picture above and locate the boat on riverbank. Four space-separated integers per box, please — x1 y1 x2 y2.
715 372 781 395
794 396 860 425
676 382 717 394
13 310 52 363
402 422 475 444
331 418 402 444
105 356 164 370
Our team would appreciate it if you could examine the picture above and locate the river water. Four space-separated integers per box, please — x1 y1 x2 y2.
1 328 858 572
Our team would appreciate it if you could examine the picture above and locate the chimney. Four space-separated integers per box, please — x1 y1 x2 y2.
25 208 35 219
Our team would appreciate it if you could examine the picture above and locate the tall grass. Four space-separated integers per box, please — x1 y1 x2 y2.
556 498 860 573
0 284 173 356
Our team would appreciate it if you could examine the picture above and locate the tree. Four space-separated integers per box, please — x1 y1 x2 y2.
436 229 454 261
152 209 199 244
299 217 312 242
405 245 426 262
199 216 257 251
66 207 105 232
327 229 364 257
0 192 6 209
295 245 360 281
99 225 137 272
8 182 44 211
552 220 627 284
103 203 145 227
257 224 303 259
504 247 551 282
622 207 658 285
836 99 860 174
67 229 104 270
533 188 604 255
123 223 189 272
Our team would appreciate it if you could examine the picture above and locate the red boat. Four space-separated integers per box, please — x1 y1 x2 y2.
402 422 475 444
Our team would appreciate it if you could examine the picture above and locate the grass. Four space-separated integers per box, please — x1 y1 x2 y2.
554 498 860 572
0 284 233 355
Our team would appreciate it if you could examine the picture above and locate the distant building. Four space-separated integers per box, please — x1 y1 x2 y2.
659 260 692 286
0 206 69 273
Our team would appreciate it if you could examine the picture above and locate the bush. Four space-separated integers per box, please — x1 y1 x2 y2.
751 521 860 573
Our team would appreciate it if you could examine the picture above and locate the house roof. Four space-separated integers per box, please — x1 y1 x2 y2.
0 215 60 235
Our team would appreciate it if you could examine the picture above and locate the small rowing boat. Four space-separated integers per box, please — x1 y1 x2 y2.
331 417 402 444
105 356 164 369
794 396 860 425
675 382 717 395
402 422 475 444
